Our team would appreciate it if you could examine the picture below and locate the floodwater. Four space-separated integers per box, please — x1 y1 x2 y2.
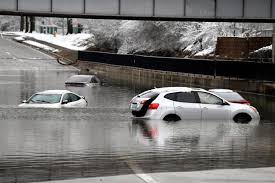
0 37 275 183
0 69 275 183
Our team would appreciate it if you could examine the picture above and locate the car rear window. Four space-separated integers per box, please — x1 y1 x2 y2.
212 92 244 101
164 92 197 103
138 91 159 99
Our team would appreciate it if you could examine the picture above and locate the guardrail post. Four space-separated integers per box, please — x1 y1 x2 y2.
20 16 24 32
273 24 275 64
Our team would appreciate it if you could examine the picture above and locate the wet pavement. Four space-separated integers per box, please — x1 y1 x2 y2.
0 37 275 183
39 167 275 183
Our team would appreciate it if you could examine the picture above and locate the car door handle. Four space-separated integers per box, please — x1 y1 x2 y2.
203 107 208 110
176 106 184 109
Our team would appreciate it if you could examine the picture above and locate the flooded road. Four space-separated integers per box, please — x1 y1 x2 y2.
0 37 275 182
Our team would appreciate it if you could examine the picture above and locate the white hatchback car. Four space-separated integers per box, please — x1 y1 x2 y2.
130 87 260 123
18 90 87 108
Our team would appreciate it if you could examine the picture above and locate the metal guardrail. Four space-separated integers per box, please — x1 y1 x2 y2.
78 50 275 82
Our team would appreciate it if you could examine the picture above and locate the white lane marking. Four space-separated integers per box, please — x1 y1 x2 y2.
126 160 159 183
0 82 23 85
0 75 22 77
0 68 79 71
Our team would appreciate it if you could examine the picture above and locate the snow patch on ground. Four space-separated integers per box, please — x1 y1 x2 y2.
23 40 58 52
13 36 25 42
254 45 272 52
194 47 215 57
7 32 95 51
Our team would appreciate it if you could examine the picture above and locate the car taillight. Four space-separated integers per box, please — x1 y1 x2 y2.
240 100 250 105
148 103 159 110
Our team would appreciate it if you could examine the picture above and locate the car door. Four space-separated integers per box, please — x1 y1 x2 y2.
172 92 202 120
68 93 84 107
196 91 230 120
62 93 82 108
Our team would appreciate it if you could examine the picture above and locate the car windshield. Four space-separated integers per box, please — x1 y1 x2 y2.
66 75 93 83
212 92 244 101
28 94 62 104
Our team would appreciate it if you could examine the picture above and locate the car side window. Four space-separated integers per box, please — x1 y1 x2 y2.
164 92 196 103
62 94 71 103
176 92 196 103
91 77 98 83
197 92 223 105
69 93 81 102
164 93 176 101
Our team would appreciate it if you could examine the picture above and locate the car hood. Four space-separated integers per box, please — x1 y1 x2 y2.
18 103 61 108
229 102 259 115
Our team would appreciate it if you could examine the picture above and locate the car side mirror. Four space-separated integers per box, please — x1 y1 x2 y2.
22 100 27 103
81 96 85 99
62 100 69 104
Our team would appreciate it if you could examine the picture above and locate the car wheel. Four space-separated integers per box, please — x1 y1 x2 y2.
233 113 252 124
163 114 181 122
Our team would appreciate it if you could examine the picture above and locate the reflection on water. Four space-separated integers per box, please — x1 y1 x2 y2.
242 92 275 123
0 69 275 182
0 111 274 183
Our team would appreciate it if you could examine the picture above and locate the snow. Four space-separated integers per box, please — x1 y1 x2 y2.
22 40 58 52
7 32 95 51
254 45 272 52
13 36 25 42
194 47 215 57
0 18 272 58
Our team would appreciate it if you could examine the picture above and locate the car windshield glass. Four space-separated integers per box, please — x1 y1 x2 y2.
28 94 62 104
66 76 92 83
212 92 244 101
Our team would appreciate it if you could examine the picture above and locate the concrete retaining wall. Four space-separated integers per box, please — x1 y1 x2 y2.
78 61 275 96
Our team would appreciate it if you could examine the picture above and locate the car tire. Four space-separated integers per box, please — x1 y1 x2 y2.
233 113 252 124
163 114 181 122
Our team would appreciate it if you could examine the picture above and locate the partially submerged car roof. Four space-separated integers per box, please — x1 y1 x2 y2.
65 75 98 84
142 87 206 94
37 90 71 95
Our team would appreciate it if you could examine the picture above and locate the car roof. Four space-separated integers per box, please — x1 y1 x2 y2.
209 89 234 93
149 87 206 93
68 75 97 79
65 75 99 84
37 90 72 95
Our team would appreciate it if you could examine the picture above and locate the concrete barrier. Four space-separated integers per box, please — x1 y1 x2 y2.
78 61 275 96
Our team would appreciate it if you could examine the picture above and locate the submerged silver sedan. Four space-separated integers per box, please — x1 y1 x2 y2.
18 90 87 108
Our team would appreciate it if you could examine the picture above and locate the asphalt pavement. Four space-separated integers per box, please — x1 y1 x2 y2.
0 36 76 71
39 167 275 183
